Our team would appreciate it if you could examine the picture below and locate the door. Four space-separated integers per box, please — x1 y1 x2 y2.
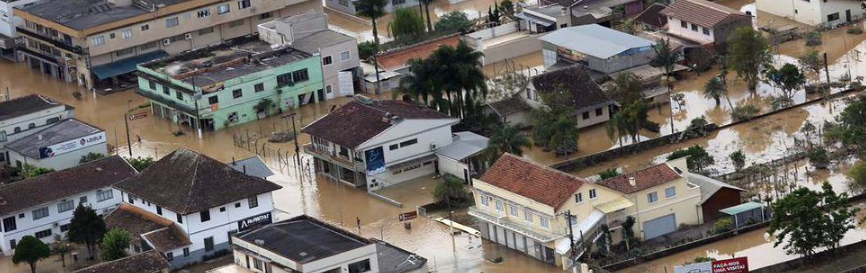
317 89 325 103
338 71 355 97
643 214 677 240
847 10 852 22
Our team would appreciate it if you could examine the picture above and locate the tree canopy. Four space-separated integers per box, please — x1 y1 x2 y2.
13 235 51 273
391 8 425 40
101 229 133 261
68 204 107 259
726 27 772 91
436 11 472 34
769 182 858 258
667 145 715 172
486 124 531 159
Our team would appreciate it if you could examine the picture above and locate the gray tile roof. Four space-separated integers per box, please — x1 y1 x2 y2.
229 156 275 179
19 0 150 30
291 30 356 54
235 215 372 264
72 250 169 273
5 119 104 159
540 24 655 59
0 94 67 121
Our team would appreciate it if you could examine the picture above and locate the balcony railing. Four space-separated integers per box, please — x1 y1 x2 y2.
304 143 365 170
468 206 561 243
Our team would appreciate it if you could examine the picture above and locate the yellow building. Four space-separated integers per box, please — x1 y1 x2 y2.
468 154 702 269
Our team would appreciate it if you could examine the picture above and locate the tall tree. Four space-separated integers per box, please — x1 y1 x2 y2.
51 241 73 268
435 11 472 34
391 8 425 40
396 58 437 105
769 182 858 258
101 229 132 261
833 96 866 149
703 76 728 107
608 72 644 105
764 63 806 108
548 115 580 155
13 236 50 273
486 124 531 159
428 41 487 118
667 145 715 172
355 0 388 94
68 204 107 260
651 38 680 77
726 27 772 91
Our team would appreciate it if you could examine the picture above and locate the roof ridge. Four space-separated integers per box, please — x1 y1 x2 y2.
181 150 200 214
685 0 741 15
502 153 587 183
599 161 669 182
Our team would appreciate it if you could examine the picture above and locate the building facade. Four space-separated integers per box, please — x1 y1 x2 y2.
756 0 862 27
136 37 324 131
6 118 108 171
0 94 74 167
13 0 322 90
540 24 655 74
660 0 751 51
0 156 136 255
523 65 616 129
0 0 43 60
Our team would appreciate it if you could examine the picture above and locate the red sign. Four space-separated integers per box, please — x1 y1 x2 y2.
398 211 417 221
712 257 748 273
128 112 148 120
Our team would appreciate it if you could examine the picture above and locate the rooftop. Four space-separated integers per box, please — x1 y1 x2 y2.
113 148 283 214
374 239 428 273
659 0 750 28
289 30 356 54
687 173 743 205
235 215 372 264
5 119 104 159
143 38 313 91
480 154 586 208
72 250 169 273
0 94 68 121
435 132 489 161
376 35 461 71
635 3 669 29
302 97 455 149
539 24 654 59
104 203 191 252
526 4 568 18
18 0 150 30
487 95 531 116
229 156 275 179
0 156 136 215
597 162 682 194
531 65 613 109
570 0 639 19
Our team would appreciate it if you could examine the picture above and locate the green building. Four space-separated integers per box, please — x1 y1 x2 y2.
136 37 324 131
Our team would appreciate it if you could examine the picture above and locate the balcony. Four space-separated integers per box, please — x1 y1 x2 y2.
16 27 81 54
468 206 562 243
304 143 365 170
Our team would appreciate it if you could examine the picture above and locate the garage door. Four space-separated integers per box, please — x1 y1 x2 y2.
643 214 676 240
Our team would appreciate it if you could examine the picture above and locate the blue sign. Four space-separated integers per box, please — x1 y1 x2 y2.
365 147 386 175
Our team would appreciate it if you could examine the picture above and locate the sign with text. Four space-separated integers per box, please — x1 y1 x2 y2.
38 131 106 159
237 212 272 232
128 112 148 120
398 211 417 221
674 257 748 273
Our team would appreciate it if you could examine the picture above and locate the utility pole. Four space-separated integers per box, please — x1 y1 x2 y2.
124 113 132 157
282 113 300 164
564 210 577 264
192 75 202 139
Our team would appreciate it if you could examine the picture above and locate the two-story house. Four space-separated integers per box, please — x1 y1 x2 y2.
469 154 702 269
13 0 322 90
302 96 461 190
0 156 137 255
136 36 324 131
660 0 751 53
0 94 74 166
258 12 362 100
109 147 282 268
522 65 617 129
756 0 862 27
539 24 656 74
0 0 43 60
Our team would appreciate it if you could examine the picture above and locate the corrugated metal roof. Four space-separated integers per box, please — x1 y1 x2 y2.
540 24 655 59
720 201 764 215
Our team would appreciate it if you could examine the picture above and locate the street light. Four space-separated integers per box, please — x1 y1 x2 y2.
281 113 300 164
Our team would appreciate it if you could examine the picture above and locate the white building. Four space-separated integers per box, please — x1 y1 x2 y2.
258 12 362 99
109 148 282 268
659 0 752 51
302 96 472 190
209 215 427 273
0 0 42 60
756 0 863 27
0 156 136 255
0 94 74 166
6 118 108 171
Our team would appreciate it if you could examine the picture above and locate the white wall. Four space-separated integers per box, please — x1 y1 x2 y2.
666 17 714 45
232 239 379 273
10 142 108 171
756 0 861 26
0 0 43 38
0 187 121 254
0 104 71 151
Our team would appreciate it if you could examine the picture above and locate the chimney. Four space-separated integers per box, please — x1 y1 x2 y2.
628 177 636 187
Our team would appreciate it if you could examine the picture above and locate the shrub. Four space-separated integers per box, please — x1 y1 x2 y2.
848 27 864 35
433 175 472 207
731 104 760 121
808 147 830 169
714 218 734 234
805 31 822 46
358 41 376 60
435 11 472 34
598 168 620 180
667 145 715 172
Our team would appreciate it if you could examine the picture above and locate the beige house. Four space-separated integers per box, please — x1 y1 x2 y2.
521 65 617 129
13 0 321 90
468 154 702 269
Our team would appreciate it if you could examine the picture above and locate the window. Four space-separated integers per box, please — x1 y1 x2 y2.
524 210 533 223
702 27 710 35
582 111 589 120
13 127 20 133
166 17 179 28
828 13 840 21
2 217 16 232
28 123 35 129
198 27 214 36
109 33 116 39
219 207 226 212
200 210 211 222
198 9 211 18
218 4 230 14
128 194 136 204
509 205 518 216
340 51 351 61
80 196 87 204
255 83 265 92
691 23 698 31
140 41 158 51
183 248 190 257
176 90 183 100
141 24 149 31
540 217 550 228
208 96 219 105
177 214 183 223
0 131 6 142
35 229 52 239
348 259 371 273
238 0 251 9
665 186 676 198
495 200 503 212
228 20 244 28
323 56 333 65
480 195 489 206
204 237 214 251
259 12 272 20
277 73 293 86
647 192 659 204
235 202 241 208
57 200 74 213
399 138 418 148
32 207 49 220
120 29 133 39
60 224 70 232
326 85 332 94
680 20 687 28
92 36 105 47
589 189 597 199
253 258 263 270
156 206 163 215
595 108 603 116
389 144 399 150
97 190 113 202
248 196 259 208
166 252 174 261
292 69 309 82
233 89 243 99
115 48 134 57
575 193 583 203
9 239 15 249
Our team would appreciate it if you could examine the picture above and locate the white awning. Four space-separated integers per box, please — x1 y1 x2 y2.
594 198 634 214
515 12 555 27
555 209 605 254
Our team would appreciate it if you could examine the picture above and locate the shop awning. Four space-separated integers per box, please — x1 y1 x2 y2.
515 12 554 27
92 50 168 80
720 201 764 216
594 198 634 214
388 154 438 170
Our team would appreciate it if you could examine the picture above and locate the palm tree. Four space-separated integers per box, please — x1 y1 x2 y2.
703 77 726 106
486 124 530 159
606 113 627 147
428 41 487 118
548 115 579 156
651 38 680 78
355 0 388 94
396 58 438 105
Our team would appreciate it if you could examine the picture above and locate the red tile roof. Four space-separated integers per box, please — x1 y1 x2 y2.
376 36 461 71
660 0 750 28
597 163 682 194
480 154 586 208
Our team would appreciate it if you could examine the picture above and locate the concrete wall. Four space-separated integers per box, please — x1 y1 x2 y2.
586 48 654 74
478 34 542 66
10 142 108 171
666 17 714 45
0 187 121 254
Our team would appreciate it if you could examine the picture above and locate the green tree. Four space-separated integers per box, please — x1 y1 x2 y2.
726 27 772 91
355 0 388 94
68 204 107 260
848 161 866 193
799 50 824 84
703 76 727 107
51 241 73 268
79 153 106 164
396 58 437 105
435 11 472 34
769 182 859 258
358 41 376 60
598 168 620 180
13 236 50 273
434 175 472 207
833 96 866 149
808 147 830 169
651 38 680 77
486 124 531 159
548 114 580 156
428 41 487 118
609 101 650 143
101 229 132 261
729 150 746 172
253 98 274 117
21 164 54 179
391 8 425 40
667 145 715 172
731 104 760 121
127 157 155 172
499 0 515 17
621 216 636 251
714 217 734 233
765 63 806 108
608 72 644 105
487 2 501 25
